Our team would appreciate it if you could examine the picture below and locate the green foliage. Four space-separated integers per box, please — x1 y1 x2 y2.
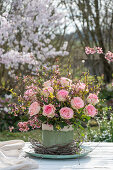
0 90 30 132
99 88 113 101
87 106 113 142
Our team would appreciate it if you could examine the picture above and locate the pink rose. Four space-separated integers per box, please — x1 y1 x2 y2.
71 97 84 109
24 89 36 100
75 82 86 92
43 104 56 118
60 77 72 87
85 104 97 117
26 84 37 90
87 93 99 105
60 107 74 119
43 80 52 87
29 102 40 116
42 86 54 97
57 90 69 101
24 89 35 96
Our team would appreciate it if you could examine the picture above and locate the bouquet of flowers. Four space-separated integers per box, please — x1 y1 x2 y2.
10 66 100 132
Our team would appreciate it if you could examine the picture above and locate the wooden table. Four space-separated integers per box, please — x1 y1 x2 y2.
24 142 113 170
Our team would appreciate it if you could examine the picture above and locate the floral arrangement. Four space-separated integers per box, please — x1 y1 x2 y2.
10 66 100 132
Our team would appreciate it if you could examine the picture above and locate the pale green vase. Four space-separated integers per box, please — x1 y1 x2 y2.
42 124 74 147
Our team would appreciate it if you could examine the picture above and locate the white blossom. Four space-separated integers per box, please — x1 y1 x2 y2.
0 0 68 75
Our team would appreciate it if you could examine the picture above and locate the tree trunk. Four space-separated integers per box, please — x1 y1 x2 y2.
102 56 112 83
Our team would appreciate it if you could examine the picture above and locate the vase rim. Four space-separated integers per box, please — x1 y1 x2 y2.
42 123 74 131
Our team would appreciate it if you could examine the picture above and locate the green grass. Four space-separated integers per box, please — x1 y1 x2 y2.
0 129 41 142
0 129 86 142
0 127 98 142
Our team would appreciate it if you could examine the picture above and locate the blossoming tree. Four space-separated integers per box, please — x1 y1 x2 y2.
0 0 68 88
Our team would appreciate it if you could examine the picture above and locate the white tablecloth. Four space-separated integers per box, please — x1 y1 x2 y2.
24 142 113 170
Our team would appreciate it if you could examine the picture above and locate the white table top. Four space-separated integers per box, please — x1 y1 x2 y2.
24 142 113 170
